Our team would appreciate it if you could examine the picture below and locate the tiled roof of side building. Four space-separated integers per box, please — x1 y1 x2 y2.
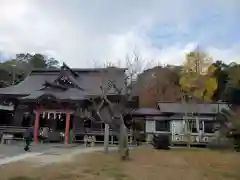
157 102 229 114
132 108 162 116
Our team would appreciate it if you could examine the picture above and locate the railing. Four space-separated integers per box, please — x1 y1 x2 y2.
0 126 29 141
74 128 132 136
0 126 28 133
171 133 215 144
73 128 133 144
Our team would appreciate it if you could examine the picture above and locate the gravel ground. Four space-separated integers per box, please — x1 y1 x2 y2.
25 146 118 167
0 143 119 166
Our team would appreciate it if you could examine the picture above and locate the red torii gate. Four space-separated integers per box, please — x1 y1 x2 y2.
33 109 72 145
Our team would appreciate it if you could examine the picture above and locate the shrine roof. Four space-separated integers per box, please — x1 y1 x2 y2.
0 65 127 99
0 72 57 95
20 88 86 101
31 67 127 73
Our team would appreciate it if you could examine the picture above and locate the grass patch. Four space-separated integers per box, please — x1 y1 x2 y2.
1 147 240 180
102 166 128 180
8 177 36 180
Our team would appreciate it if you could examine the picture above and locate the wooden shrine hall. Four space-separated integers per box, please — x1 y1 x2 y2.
0 63 129 145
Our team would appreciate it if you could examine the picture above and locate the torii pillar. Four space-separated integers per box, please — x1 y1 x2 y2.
33 109 40 144
64 111 71 145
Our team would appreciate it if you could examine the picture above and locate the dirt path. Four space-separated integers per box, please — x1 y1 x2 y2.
0 152 43 165
0 146 118 166
18 146 118 167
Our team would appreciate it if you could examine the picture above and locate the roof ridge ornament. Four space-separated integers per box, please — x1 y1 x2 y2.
60 70 84 91
62 62 79 77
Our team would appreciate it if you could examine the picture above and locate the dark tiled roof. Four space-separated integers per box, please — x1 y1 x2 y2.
132 108 162 116
0 66 126 100
0 73 57 95
157 102 229 114
21 88 86 101
31 67 127 73
131 103 229 117
74 71 126 96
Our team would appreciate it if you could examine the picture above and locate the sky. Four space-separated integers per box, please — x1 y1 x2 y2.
0 0 240 68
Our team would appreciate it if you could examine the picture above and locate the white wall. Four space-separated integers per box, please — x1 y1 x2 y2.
145 120 155 133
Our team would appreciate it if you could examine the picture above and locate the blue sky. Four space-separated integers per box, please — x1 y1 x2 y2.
148 3 240 48
0 0 239 67
149 15 239 48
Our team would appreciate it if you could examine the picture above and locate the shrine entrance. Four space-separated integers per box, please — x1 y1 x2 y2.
38 112 74 135
33 109 73 145
31 94 77 145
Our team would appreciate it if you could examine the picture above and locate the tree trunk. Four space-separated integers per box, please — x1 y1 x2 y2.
118 123 129 160
104 123 110 153
95 97 130 160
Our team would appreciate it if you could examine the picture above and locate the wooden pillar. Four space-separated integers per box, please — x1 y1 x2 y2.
129 128 133 145
111 135 114 144
64 112 71 145
33 109 40 144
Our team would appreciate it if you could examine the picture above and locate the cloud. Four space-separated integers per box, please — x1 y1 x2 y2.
0 0 240 68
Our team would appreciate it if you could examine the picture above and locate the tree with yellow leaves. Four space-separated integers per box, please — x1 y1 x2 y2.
179 49 218 147
179 50 218 101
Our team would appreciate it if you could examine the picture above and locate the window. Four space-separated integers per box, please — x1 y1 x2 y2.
199 120 203 130
188 119 197 133
155 120 170 131
204 121 214 133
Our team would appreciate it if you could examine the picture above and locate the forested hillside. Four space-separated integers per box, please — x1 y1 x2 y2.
0 53 60 87
134 50 240 107
1 50 240 107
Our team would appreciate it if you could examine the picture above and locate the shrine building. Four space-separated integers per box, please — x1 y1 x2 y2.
0 63 131 145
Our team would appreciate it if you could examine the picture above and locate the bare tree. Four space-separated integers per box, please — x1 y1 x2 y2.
86 52 147 160
87 75 130 160
75 51 154 160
